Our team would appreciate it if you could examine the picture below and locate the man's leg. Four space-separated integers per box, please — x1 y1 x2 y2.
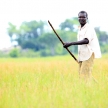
79 61 82 78
79 53 94 81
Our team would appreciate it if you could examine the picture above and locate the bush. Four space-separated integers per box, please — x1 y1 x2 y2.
20 49 40 57
9 48 20 58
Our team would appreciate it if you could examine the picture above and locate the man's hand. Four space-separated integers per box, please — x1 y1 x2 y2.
63 38 89 48
63 43 71 48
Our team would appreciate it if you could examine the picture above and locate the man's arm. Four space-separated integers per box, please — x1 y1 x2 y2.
63 38 89 48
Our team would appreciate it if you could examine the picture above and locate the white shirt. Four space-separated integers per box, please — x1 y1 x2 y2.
77 23 101 61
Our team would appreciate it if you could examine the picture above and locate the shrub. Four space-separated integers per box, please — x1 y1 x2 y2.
9 48 20 58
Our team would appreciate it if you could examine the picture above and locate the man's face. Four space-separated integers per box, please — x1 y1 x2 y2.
78 13 87 25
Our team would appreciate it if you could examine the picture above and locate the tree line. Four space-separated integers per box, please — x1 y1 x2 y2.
7 17 108 57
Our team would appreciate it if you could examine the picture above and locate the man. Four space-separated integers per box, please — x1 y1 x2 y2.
63 11 101 81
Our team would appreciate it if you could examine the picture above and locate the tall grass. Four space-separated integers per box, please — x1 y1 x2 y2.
0 55 108 108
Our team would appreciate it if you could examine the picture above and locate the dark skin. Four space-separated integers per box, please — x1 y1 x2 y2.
63 12 89 48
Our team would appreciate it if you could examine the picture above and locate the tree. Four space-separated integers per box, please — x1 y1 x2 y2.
7 23 18 42
59 17 79 31
95 27 108 53
39 32 59 56
95 27 108 45
7 20 46 51
59 18 79 53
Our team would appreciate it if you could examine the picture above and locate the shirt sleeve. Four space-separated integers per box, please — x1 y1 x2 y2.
84 27 94 42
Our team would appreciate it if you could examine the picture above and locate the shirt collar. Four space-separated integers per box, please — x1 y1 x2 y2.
78 23 88 30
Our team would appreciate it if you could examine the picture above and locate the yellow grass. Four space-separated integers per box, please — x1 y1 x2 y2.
0 55 108 108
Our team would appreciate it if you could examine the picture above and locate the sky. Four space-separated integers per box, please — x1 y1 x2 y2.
0 0 108 49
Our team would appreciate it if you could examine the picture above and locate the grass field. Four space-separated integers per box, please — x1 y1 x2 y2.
0 54 108 108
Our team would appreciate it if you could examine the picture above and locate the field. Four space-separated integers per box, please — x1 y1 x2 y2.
0 55 108 108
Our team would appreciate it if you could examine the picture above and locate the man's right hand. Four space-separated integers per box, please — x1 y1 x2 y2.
63 43 70 48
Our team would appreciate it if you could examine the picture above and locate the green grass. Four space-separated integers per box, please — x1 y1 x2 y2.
0 55 108 108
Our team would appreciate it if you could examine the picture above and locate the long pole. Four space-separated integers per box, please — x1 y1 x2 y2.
48 20 79 64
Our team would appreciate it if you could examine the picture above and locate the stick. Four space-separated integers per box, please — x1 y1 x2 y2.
48 20 79 64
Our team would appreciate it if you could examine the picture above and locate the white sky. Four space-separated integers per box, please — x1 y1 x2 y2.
0 0 108 49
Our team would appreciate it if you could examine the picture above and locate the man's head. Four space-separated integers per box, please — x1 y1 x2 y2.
78 11 88 26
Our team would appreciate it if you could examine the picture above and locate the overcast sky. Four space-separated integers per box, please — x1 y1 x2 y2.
0 0 108 49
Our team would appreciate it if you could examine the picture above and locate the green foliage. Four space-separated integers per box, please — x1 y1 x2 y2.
40 49 51 57
95 27 108 45
55 43 64 55
0 51 9 58
7 20 46 51
100 44 108 53
20 49 40 57
9 48 20 58
59 17 79 31
39 32 60 56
